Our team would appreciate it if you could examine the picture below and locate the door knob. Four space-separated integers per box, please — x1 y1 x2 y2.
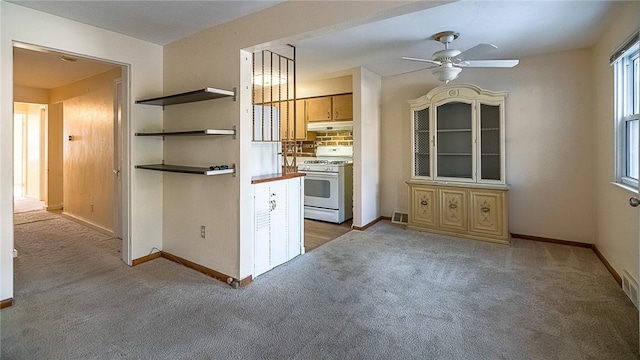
630 197 640 207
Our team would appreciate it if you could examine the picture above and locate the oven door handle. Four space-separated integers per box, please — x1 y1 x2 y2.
300 171 339 180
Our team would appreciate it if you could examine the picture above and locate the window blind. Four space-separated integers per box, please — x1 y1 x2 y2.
610 30 639 65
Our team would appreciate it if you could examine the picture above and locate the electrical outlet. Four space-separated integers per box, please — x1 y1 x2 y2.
200 225 206 239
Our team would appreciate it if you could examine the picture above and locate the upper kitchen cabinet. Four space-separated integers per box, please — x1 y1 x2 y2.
332 94 353 121
409 84 507 185
307 96 333 122
279 99 307 141
307 93 353 122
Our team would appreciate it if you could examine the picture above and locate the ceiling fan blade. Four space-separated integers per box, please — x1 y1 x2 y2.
458 59 519 68
455 43 498 61
401 57 441 66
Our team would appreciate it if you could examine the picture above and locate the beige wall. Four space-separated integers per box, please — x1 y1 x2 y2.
298 75 352 98
592 2 640 281
14 85 49 104
163 1 432 280
51 68 121 232
353 67 381 227
47 102 63 210
381 48 595 243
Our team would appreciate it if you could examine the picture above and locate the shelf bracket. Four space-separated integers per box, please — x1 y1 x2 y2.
232 125 237 140
233 87 237 102
232 163 237 177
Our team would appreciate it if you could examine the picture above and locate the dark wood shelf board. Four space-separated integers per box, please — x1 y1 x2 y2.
135 129 236 137
136 87 235 106
135 164 235 176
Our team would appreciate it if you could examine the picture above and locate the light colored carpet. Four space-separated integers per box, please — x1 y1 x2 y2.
14 210 60 225
1 212 638 359
13 198 44 214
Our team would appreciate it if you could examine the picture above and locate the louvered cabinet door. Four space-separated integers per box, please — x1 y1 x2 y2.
254 183 272 277
469 189 505 238
438 188 467 231
409 185 436 227
269 180 288 269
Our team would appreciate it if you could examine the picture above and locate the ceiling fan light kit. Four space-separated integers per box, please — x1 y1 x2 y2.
402 30 519 83
432 64 461 83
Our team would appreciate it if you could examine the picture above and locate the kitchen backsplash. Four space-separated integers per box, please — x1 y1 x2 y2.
314 130 353 147
290 130 354 157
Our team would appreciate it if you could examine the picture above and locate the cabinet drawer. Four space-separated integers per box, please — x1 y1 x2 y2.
410 186 436 226
439 188 467 231
469 190 504 237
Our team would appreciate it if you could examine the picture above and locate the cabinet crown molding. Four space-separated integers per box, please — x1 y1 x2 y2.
409 83 508 107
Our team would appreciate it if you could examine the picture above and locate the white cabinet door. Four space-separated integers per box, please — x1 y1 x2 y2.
287 177 303 260
253 177 304 277
254 183 271 277
269 180 288 269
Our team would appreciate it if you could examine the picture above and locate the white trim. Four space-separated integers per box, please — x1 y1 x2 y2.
611 181 639 195
613 42 640 188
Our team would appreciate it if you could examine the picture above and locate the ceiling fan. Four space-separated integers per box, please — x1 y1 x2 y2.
402 31 519 83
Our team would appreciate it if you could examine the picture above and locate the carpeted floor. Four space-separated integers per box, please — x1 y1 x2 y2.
1 211 638 359
13 198 44 214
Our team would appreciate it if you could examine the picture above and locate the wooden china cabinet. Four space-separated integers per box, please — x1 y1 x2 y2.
407 84 510 244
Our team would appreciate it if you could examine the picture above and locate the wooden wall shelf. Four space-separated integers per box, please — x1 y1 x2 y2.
136 87 235 106
136 164 235 176
135 128 236 138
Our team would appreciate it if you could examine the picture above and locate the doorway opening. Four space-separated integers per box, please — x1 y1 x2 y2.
13 102 47 213
13 43 129 263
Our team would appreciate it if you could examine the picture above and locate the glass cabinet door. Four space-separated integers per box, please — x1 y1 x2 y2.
479 104 501 181
436 102 472 179
413 107 430 177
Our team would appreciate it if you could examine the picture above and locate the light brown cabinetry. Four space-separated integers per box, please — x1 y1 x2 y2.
407 181 509 244
332 94 353 121
278 100 307 141
307 97 333 122
307 94 353 122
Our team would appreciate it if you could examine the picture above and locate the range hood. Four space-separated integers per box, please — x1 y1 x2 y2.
307 121 353 132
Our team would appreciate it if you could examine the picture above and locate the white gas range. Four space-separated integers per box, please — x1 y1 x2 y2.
298 146 353 224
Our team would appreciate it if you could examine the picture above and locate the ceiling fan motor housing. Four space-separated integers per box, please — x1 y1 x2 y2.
433 49 461 63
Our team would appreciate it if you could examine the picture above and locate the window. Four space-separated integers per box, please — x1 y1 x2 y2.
614 34 640 189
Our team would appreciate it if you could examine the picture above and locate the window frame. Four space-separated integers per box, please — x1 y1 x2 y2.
614 40 640 190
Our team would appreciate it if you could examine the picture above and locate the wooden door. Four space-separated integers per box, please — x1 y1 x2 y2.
306 97 332 122
280 100 307 140
293 99 307 140
332 94 353 121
